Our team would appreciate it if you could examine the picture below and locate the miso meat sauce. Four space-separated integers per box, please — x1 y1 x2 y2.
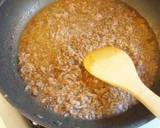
19 0 159 120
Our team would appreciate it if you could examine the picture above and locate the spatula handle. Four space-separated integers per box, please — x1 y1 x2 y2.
133 83 160 118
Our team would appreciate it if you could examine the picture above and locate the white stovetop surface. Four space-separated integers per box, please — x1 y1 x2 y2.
140 118 160 128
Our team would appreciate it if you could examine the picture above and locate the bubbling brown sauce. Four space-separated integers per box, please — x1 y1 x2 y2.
19 0 159 120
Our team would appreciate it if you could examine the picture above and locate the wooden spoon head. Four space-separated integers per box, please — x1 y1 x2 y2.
83 47 141 90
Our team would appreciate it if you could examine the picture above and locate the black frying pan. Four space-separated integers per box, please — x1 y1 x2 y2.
0 0 160 128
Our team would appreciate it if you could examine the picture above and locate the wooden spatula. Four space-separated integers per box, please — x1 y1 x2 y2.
84 46 160 117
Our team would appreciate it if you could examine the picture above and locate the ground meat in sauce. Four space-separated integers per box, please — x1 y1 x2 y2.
19 0 159 120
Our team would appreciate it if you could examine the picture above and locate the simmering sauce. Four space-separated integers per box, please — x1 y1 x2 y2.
19 0 159 120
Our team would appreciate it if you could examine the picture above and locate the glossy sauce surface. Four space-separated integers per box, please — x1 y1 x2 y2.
19 0 159 120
